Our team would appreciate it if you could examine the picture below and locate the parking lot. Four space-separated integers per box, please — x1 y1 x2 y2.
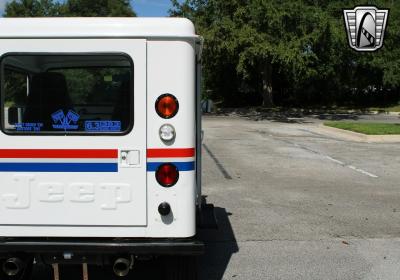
31 114 400 280
199 115 400 280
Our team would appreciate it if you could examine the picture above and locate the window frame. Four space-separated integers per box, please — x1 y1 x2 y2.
0 52 135 137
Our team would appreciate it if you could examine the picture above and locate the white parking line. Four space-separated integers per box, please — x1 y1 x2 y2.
347 165 379 178
274 137 380 179
326 156 379 178
326 156 345 166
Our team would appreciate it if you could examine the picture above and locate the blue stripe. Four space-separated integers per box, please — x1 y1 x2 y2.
147 162 195 172
0 163 118 172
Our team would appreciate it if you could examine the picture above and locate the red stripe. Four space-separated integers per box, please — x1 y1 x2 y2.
147 148 195 158
0 149 118 159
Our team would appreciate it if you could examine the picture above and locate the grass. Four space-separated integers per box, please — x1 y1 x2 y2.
368 105 400 112
324 122 400 135
253 105 400 114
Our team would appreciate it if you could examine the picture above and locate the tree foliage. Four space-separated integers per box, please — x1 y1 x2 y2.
5 0 66 17
66 0 135 17
171 0 400 107
4 0 136 17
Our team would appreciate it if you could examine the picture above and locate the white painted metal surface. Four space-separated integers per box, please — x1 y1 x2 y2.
0 19 199 238
0 18 197 39
0 39 148 233
147 40 197 238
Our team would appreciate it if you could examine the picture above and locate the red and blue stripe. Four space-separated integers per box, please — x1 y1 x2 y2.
0 149 118 172
0 148 196 172
147 148 195 172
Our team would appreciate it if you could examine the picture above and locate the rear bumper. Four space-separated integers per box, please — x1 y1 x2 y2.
0 238 204 258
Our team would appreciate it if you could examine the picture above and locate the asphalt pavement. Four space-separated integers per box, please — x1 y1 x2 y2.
30 114 400 280
199 115 400 280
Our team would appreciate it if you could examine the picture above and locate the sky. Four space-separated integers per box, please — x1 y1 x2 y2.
0 0 7 16
132 0 174 17
0 0 178 17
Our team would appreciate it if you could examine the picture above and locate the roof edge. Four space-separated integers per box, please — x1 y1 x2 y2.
0 17 197 39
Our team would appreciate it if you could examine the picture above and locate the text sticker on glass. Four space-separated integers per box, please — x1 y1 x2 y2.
85 121 122 132
15 123 43 132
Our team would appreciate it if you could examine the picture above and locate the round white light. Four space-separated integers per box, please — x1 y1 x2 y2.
159 124 176 142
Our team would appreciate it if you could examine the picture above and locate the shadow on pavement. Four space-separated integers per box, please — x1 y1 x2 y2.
30 207 238 280
198 207 239 280
212 107 386 123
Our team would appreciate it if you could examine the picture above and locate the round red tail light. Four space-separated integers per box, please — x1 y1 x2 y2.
155 94 179 119
156 163 179 187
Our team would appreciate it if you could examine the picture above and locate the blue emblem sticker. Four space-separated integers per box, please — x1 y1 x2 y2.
15 123 43 132
85 121 122 132
52 110 80 130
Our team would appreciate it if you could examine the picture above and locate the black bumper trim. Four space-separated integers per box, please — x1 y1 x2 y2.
0 238 205 256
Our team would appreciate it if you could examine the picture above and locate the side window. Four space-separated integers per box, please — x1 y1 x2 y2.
1 54 133 135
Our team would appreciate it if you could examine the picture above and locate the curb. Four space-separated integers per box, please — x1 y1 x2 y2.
314 124 400 143
369 111 400 116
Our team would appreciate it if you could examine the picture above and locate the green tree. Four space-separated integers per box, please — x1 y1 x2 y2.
371 1 400 88
171 0 332 106
5 0 65 17
66 0 136 17
5 0 136 17
171 0 400 107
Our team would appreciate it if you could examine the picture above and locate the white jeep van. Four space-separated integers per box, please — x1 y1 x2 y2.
0 18 214 280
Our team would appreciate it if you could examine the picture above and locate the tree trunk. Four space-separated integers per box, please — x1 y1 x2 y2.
261 63 274 107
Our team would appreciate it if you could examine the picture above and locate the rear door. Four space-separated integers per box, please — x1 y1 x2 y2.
0 39 147 226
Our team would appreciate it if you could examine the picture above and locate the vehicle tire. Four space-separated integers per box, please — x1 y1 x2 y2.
164 256 198 280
